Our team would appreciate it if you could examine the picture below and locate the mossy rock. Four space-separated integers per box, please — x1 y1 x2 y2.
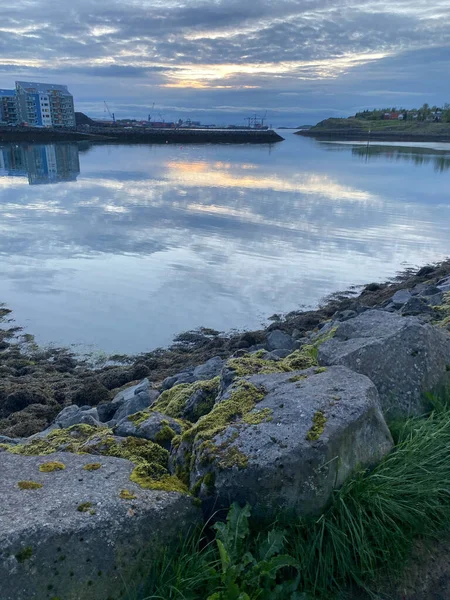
150 377 220 421
7 424 185 493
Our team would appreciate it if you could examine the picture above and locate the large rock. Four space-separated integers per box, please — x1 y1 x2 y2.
184 366 392 519
114 411 183 449
265 329 295 351
318 310 450 418
52 405 102 429
192 356 224 381
99 378 159 424
0 451 201 600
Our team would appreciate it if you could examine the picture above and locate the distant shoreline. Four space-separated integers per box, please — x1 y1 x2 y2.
0 126 284 145
297 117 450 143
297 129 450 142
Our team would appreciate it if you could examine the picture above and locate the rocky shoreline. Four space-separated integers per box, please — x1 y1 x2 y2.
1 259 449 440
1 259 450 599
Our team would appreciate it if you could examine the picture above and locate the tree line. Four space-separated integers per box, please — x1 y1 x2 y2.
354 103 450 122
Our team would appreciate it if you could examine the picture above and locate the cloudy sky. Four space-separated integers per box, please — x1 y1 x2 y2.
2 0 450 125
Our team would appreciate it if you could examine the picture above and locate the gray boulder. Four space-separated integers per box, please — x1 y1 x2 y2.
399 296 434 317
319 310 450 418
101 379 159 424
0 451 200 600
160 372 196 392
114 411 183 448
390 289 412 306
265 329 295 351
185 367 392 519
0 435 22 445
53 405 102 429
438 276 450 293
193 356 225 380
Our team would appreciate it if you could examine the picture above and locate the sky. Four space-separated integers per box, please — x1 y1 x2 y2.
2 0 450 126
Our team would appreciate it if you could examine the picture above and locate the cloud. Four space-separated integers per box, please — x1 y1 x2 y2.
2 0 450 124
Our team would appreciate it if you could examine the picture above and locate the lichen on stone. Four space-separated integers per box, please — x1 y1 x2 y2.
119 489 137 500
8 423 187 494
18 480 43 490
181 380 265 445
129 465 188 493
242 408 273 425
152 377 220 420
9 424 107 456
226 352 290 377
39 461 65 472
433 292 450 328
154 422 176 444
82 463 102 471
289 374 308 383
216 446 249 470
15 546 33 563
306 411 327 441
77 502 93 513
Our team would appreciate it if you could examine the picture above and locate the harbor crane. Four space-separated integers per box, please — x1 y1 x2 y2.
104 101 115 123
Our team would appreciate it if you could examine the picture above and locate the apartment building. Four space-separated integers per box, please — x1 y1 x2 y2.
0 89 19 124
15 81 76 128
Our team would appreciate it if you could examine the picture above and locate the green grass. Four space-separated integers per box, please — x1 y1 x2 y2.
127 527 221 599
310 117 450 134
130 389 450 600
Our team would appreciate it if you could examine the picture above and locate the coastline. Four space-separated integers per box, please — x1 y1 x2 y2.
1 258 450 599
0 126 284 145
297 129 450 142
1 258 449 438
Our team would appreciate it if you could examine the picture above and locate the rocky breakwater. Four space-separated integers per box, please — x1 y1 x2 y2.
1 266 450 599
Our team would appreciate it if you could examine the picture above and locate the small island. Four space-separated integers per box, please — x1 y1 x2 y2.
298 104 450 141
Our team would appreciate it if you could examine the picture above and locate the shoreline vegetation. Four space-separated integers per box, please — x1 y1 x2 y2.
297 117 450 142
1 258 450 599
0 125 284 145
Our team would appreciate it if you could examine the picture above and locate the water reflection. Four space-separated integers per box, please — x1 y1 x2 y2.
0 144 80 184
0 137 448 353
352 146 450 172
322 141 450 172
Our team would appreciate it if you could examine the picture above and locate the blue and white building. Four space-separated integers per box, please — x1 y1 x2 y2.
15 81 76 128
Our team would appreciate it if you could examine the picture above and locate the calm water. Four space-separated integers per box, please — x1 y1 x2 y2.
0 134 449 354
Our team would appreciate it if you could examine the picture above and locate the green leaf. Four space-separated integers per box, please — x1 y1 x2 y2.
257 529 286 561
217 539 231 574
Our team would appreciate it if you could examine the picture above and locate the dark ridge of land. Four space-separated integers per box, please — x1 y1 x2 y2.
297 117 450 142
0 125 284 145
0 258 449 439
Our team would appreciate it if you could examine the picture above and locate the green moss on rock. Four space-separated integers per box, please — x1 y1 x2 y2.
82 463 102 471
227 353 289 377
77 502 93 513
217 447 249 470
9 424 106 456
182 381 265 445
18 480 43 490
119 489 137 500
9 424 188 494
15 546 33 563
242 408 273 425
151 377 220 420
130 465 188 493
433 292 450 328
306 411 327 441
154 422 176 444
39 461 65 472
